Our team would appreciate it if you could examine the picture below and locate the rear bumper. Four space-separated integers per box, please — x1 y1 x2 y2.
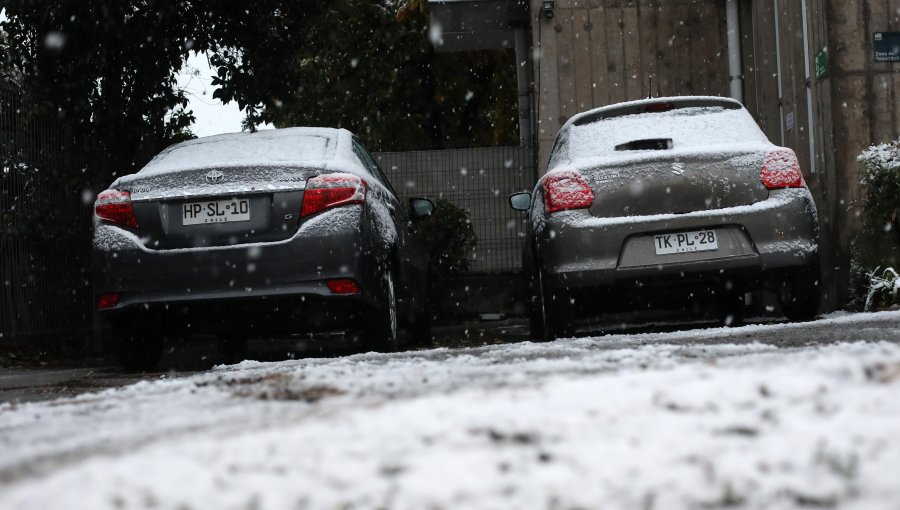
95 293 369 339
93 206 388 335
537 188 819 290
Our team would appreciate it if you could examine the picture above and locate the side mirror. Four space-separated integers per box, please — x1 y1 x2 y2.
509 192 532 211
409 197 435 219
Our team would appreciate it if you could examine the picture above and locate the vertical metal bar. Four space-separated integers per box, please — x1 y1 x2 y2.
800 0 818 174
773 0 786 145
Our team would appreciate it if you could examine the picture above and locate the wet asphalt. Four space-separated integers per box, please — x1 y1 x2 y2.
1 313 898 405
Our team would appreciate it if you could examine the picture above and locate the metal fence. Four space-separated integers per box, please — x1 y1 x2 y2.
375 145 536 274
1 83 93 344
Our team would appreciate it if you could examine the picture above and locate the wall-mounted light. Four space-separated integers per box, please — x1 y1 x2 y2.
542 1 555 19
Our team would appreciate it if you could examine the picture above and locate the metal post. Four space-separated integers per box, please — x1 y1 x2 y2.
514 27 532 147
726 0 744 103
801 0 817 174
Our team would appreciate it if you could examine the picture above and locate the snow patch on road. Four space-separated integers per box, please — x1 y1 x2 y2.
1 313 900 509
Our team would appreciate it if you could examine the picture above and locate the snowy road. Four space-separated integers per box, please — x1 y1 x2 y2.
1 312 899 509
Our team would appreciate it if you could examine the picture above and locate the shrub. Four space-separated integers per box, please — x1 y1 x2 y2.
415 198 477 277
854 140 900 310
865 267 900 311
858 140 900 243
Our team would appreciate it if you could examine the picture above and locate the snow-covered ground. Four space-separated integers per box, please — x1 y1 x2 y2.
1 312 900 509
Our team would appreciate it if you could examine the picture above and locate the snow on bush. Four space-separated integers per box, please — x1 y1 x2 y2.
853 140 900 310
866 266 900 311
857 139 900 241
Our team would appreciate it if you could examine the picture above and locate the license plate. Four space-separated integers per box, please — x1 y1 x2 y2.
654 229 718 255
182 198 251 226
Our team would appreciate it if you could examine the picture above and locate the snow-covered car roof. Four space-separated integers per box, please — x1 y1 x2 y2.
563 96 744 130
138 127 359 176
548 96 773 171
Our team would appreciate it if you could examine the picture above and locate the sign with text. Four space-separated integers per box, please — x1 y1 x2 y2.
815 47 828 78
874 32 900 62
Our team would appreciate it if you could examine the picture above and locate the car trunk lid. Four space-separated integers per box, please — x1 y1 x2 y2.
117 166 318 249
579 150 770 218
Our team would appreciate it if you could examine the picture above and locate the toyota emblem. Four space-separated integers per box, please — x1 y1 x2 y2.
204 170 225 184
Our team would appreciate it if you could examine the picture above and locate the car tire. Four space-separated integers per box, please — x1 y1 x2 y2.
718 290 746 327
778 260 821 322
107 329 164 372
362 268 399 352
406 291 433 349
527 268 547 340
218 335 248 365
538 268 575 340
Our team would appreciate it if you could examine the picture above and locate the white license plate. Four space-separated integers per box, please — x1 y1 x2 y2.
182 198 251 226
654 230 718 255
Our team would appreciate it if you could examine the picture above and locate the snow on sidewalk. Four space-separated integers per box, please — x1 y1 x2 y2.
1 314 899 509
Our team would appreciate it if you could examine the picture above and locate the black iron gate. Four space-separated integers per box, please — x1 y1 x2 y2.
375 145 535 274
1 83 94 345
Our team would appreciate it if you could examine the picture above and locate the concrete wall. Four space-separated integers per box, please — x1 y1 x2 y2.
742 0 900 306
827 0 900 294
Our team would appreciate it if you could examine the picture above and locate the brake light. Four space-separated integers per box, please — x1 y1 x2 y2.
96 293 120 310
644 102 674 113
543 170 594 214
761 149 805 190
95 189 139 229
301 173 367 218
326 278 361 295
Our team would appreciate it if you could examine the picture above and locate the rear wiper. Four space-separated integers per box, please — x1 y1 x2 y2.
615 138 673 151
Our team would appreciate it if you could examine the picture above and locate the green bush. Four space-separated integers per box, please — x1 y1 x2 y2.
865 267 899 311
416 198 477 276
858 140 900 243
854 140 900 310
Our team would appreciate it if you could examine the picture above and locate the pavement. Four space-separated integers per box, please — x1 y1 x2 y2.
0 318 532 404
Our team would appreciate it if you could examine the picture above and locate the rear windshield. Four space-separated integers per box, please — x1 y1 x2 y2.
568 106 769 160
141 132 332 174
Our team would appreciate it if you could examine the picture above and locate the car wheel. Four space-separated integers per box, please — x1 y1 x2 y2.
218 335 248 365
539 268 575 340
718 290 746 327
778 260 821 322
406 290 433 349
107 329 164 372
528 269 547 341
362 268 399 352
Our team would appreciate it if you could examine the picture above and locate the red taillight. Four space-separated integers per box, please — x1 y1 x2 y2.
95 189 139 229
761 149 805 190
326 278 361 295
300 173 367 218
97 293 120 310
543 170 594 214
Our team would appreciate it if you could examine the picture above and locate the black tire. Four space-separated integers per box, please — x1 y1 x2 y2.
778 260 821 322
107 329 164 372
537 268 575 340
718 290 746 327
406 292 433 349
528 269 547 341
218 335 248 365
362 268 399 352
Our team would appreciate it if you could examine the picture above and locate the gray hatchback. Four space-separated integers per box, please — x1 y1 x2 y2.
94 127 434 369
511 97 820 339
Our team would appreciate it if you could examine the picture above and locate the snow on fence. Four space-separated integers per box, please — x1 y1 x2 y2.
374 145 535 274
